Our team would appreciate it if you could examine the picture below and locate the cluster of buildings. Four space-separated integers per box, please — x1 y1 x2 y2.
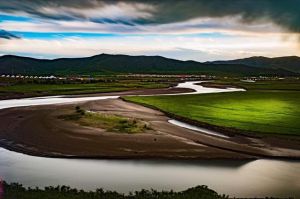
239 76 295 82
0 74 96 82
118 74 215 79
0 74 57 79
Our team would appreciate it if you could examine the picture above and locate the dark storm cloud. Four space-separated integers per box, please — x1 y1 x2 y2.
0 30 20 39
152 0 300 32
0 0 299 32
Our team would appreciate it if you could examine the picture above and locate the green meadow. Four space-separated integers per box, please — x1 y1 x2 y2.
217 79 300 91
0 79 170 99
125 80 300 136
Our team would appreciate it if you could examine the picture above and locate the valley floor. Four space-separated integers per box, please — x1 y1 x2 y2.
0 90 299 160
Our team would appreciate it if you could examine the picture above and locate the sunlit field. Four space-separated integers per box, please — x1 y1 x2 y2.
125 90 300 135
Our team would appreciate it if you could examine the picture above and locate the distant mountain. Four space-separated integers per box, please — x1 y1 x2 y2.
0 54 297 76
208 56 300 73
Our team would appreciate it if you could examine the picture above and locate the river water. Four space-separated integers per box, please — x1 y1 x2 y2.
0 81 299 198
168 119 229 138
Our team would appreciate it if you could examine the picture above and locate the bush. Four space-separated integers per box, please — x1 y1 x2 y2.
75 106 85 115
3 182 229 199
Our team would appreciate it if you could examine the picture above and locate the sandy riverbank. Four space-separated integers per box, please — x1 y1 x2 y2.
0 94 299 160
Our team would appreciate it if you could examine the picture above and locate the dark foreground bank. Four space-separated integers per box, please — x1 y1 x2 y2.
2 182 231 199
3 182 293 199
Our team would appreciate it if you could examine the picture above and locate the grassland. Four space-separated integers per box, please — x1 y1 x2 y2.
125 80 300 136
59 107 150 134
0 79 171 99
208 78 300 91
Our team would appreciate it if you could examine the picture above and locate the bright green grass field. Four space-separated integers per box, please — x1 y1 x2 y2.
125 91 300 135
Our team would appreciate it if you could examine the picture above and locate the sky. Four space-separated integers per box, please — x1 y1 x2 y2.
0 0 299 61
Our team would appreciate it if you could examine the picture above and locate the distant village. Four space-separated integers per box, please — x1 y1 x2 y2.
0 74 214 82
0 73 298 83
1 74 58 79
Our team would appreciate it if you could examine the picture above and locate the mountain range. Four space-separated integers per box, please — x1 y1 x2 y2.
208 56 300 73
0 54 299 76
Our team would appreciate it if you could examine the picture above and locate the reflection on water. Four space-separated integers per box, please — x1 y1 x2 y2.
168 119 229 138
0 148 299 198
175 81 245 94
0 96 119 110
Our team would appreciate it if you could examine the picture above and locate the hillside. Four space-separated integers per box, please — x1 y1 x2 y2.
0 54 297 76
209 56 300 73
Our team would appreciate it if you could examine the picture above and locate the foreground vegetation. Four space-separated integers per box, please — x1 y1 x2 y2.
125 80 300 136
2 182 229 199
59 107 150 134
2 182 289 199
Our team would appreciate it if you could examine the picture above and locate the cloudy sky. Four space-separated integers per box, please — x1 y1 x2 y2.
0 0 299 61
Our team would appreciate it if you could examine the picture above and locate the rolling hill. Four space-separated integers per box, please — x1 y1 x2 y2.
0 54 297 76
208 56 300 73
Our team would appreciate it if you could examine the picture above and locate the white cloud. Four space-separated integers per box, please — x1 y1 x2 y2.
0 15 289 37
1 33 298 61
39 2 155 22
1 1 299 61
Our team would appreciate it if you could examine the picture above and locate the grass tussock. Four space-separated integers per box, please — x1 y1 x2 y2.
59 106 150 134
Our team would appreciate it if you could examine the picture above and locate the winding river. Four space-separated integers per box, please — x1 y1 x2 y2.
0 81 299 198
